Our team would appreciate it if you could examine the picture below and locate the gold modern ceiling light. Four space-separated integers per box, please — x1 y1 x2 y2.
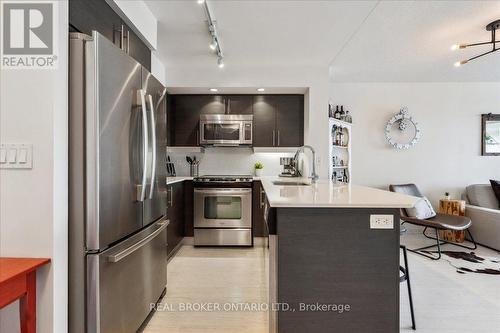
452 19 500 67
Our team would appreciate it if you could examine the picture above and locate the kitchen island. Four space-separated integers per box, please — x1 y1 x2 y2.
260 178 418 333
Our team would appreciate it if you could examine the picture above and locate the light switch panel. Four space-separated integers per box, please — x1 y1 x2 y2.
370 214 394 229
0 148 7 163
0 144 33 169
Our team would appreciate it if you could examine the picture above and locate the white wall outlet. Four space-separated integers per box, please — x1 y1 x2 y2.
370 214 394 229
0 144 33 169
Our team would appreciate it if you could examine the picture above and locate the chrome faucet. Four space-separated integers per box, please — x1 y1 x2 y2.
293 145 319 183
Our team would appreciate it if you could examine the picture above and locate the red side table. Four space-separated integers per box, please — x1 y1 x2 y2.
0 258 51 333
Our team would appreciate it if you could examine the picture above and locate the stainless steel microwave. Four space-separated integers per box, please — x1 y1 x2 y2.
199 114 253 146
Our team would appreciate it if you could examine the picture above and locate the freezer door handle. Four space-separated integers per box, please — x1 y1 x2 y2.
107 220 169 263
136 89 148 202
147 94 157 199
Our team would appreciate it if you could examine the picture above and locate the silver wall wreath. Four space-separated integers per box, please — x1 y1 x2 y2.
385 107 422 150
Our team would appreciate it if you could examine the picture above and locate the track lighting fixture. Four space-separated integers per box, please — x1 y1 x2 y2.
200 0 225 68
452 19 499 66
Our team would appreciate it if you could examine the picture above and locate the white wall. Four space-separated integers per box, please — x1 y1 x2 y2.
151 51 166 86
164 65 331 178
330 82 500 205
0 1 68 333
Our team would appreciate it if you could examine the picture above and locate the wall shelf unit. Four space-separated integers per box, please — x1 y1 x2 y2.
329 118 352 183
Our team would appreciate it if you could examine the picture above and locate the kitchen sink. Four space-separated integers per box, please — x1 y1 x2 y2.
272 180 311 186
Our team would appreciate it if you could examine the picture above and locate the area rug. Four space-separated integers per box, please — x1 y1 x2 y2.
421 250 500 275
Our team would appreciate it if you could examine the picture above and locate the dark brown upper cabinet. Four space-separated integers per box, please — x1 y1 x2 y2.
69 0 151 71
225 95 253 114
253 95 277 147
275 95 304 147
253 95 304 147
169 94 304 147
126 27 151 71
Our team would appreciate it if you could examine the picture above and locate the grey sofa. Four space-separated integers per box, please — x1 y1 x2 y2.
464 185 500 251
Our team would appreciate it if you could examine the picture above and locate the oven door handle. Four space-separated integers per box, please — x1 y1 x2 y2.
194 188 252 195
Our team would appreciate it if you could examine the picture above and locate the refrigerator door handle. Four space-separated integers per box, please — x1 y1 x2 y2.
147 94 157 199
155 88 167 111
137 89 148 202
106 220 169 263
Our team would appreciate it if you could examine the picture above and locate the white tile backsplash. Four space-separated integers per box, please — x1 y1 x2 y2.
167 147 294 177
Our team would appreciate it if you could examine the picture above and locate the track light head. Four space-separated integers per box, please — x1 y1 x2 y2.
197 0 205 4
209 38 217 51
217 57 225 68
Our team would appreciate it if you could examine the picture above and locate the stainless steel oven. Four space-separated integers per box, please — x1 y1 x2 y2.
194 187 252 246
199 114 253 146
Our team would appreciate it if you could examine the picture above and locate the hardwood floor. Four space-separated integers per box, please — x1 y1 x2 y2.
143 233 500 333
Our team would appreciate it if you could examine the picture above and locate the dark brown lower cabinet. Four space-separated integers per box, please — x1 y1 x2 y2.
252 181 268 237
166 182 184 257
184 180 194 237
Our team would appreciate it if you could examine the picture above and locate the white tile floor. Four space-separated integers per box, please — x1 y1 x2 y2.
143 231 500 333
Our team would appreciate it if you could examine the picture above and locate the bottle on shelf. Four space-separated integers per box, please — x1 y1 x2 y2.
334 105 341 119
340 106 345 121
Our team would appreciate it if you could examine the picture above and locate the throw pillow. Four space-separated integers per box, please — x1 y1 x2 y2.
490 179 500 209
406 196 437 220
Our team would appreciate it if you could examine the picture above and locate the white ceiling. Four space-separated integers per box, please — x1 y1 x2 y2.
146 0 500 82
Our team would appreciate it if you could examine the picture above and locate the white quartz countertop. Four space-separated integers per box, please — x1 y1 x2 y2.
260 177 418 208
166 176 193 185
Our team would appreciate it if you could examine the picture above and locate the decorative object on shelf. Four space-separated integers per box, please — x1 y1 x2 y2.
254 162 264 177
344 110 352 123
451 19 500 67
329 104 353 124
385 107 421 150
444 192 451 200
481 113 500 156
329 118 351 183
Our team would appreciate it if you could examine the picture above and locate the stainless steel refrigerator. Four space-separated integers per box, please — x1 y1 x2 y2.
69 31 168 333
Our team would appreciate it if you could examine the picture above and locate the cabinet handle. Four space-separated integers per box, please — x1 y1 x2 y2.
260 189 265 208
120 25 125 51
277 130 280 146
272 130 275 146
167 187 173 207
126 29 130 53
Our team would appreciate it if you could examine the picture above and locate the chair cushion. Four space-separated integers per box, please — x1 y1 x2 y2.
402 213 472 231
490 180 500 209
406 196 436 219
466 184 499 210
